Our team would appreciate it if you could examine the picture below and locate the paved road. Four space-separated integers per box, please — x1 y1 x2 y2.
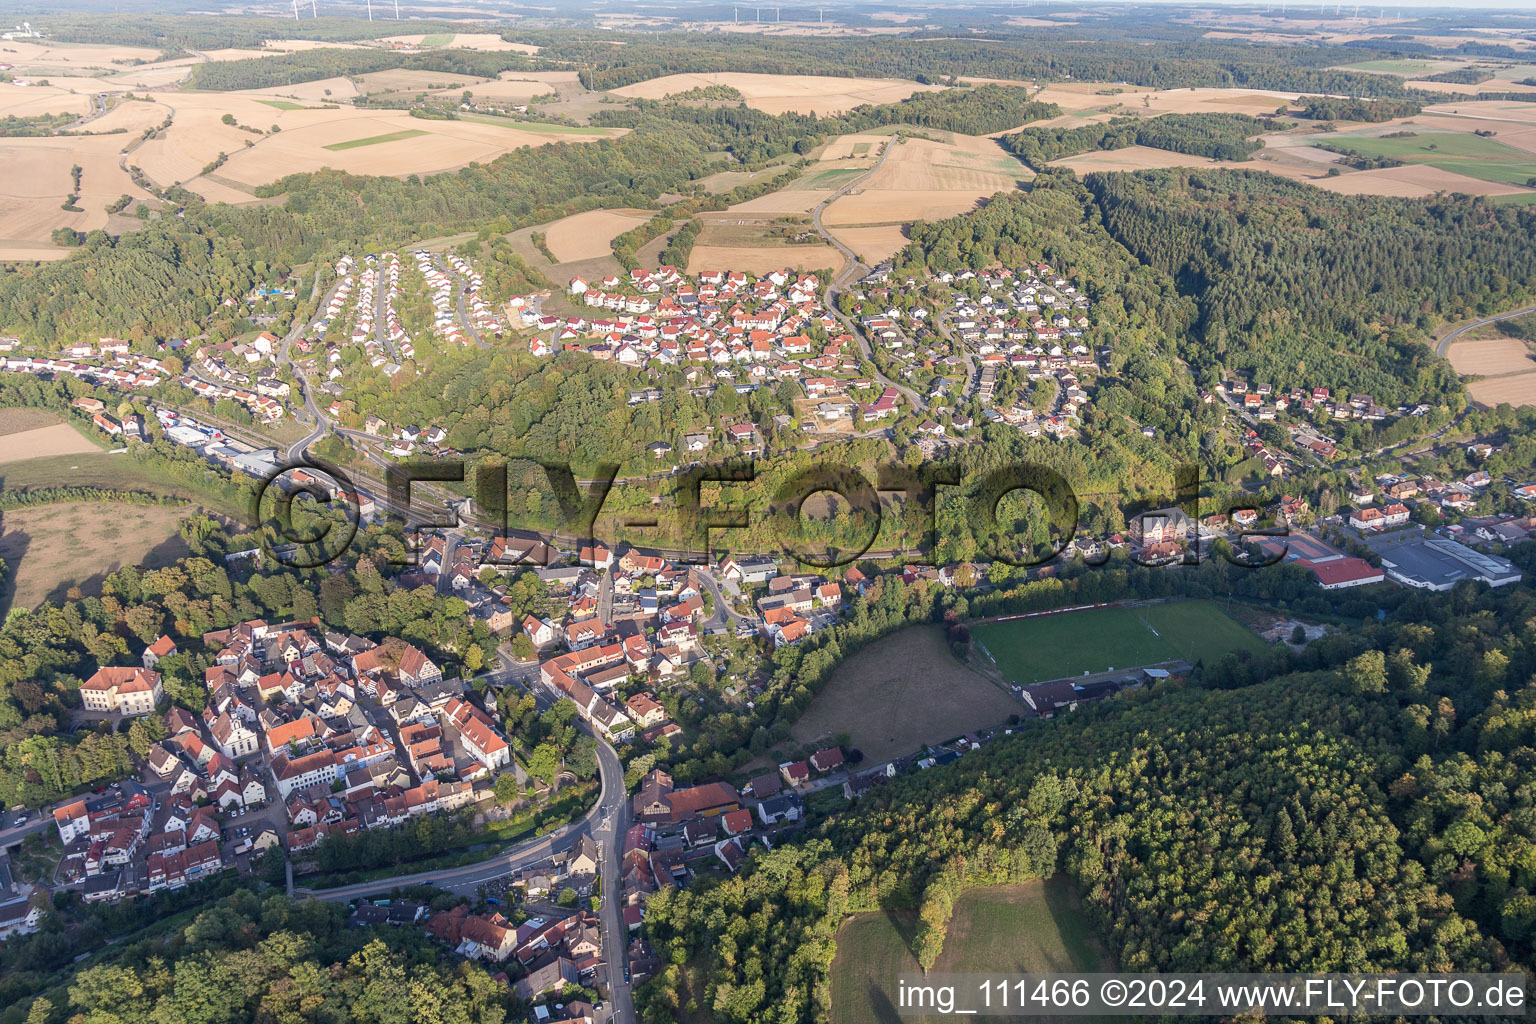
810 138 927 412
1435 304 1536 358
292 729 637 1021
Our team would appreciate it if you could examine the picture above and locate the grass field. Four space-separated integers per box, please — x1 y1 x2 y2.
1338 58 1450 75
1309 131 1536 187
0 451 249 518
830 879 1106 1024
323 129 430 151
972 600 1265 685
418 33 455 46
791 625 1020 763
256 99 308 110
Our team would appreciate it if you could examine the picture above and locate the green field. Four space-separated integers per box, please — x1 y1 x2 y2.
418 33 455 46
972 600 1266 685
792 167 869 190
323 129 430 151
256 99 307 110
456 115 617 136
852 142 872 155
830 879 1106 1024
1313 131 1536 187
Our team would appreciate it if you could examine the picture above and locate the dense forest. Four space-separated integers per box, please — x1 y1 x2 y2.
592 85 1060 164
521 31 1417 99
187 46 546 90
999 112 1282 169
1087 168 1536 404
638 576 1536 1023
1301 97 1425 122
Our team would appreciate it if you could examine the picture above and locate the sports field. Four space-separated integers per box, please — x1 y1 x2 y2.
972 600 1265 685
830 879 1106 1024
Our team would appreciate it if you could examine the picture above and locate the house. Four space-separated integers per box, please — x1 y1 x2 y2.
142 635 176 670
1298 557 1385 590
79 666 163 716
522 615 557 648
631 770 739 823
809 747 845 773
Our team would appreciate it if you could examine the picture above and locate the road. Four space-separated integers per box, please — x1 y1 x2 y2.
293 729 636 1021
1435 304 1536 358
810 137 927 413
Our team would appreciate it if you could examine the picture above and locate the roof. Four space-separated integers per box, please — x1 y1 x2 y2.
1299 556 1383 587
82 666 160 693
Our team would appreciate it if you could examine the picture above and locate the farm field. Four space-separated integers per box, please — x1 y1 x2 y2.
0 422 101 463
375 33 540 53
1448 337 1535 376
1049 144 1229 173
790 625 1020 764
441 70 582 106
824 223 910 264
542 208 654 263
821 134 1031 226
0 82 93 119
0 501 195 613
1313 163 1532 198
1305 130 1536 188
830 879 1106 1024
0 99 159 258
609 72 944 115
972 600 1266 686
1468 374 1536 408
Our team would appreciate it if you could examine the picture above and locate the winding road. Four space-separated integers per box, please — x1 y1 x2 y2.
810 137 927 412
1435 304 1536 358
296 725 636 1021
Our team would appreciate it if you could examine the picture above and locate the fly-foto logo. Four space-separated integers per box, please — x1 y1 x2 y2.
251 456 1289 570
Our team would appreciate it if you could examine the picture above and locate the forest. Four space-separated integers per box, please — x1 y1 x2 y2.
4 890 513 1024
999 112 1282 169
527 31 1417 99
638 575 1536 1023
592 85 1060 164
187 46 545 91
1087 167 1536 405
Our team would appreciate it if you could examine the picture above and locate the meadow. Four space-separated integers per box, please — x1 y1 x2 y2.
790 625 1021 763
829 878 1106 1024
1309 131 1536 188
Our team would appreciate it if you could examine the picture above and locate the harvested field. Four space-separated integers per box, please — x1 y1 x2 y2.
376 33 540 53
0 126 153 255
441 70 582 105
202 109 621 192
726 187 836 215
252 76 359 102
0 422 101 463
825 223 910 263
686 242 842 276
354 68 487 96
542 208 653 262
0 501 194 612
1313 164 1532 198
609 72 944 115
1469 374 1536 408
0 39 165 73
1031 83 1298 118
0 408 66 435
1050 144 1226 173
0 82 92 119
1448 337 1536 376
1306 128 1536 188
821 134 1030 226
790 624 1019 764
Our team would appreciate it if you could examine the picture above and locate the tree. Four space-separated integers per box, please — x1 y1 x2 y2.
511 633 535 661
557 887 579 907
1290 624 1306 645
493 771 520 804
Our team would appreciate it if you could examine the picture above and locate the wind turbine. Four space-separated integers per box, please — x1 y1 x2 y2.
310 0 316 15
394 0 399 17
366 0 373 20
291 0 300 20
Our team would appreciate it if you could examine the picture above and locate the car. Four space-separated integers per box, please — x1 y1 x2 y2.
12 816 25 827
